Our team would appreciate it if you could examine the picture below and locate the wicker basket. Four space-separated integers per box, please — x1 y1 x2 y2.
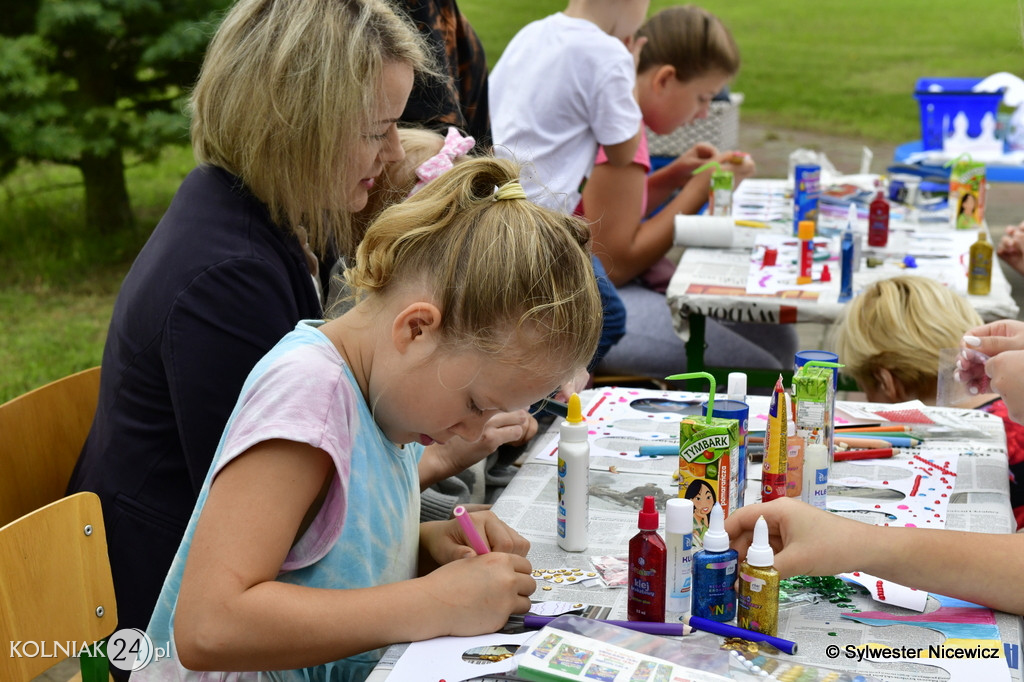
646 93 744 158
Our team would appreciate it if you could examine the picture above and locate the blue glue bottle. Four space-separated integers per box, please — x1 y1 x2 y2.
839 204 856 302
692 502 737 622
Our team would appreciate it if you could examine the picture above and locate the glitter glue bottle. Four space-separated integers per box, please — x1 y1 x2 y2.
802 443 829 510
692 503 737 622
737 515 780 636
557 393 589 552
628 495 666 621
664 498 694 623
967 231 993 296
867 185 889 248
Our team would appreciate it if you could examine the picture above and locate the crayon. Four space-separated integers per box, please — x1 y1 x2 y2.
834 448 894 461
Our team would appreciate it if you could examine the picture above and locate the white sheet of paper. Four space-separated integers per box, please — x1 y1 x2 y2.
840 571 928 612
385 631 535 682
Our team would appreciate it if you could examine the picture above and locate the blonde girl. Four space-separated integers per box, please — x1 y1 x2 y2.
140 157 604 681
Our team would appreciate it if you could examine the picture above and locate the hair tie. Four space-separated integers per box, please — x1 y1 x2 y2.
494 180 527 202
409 126 475 196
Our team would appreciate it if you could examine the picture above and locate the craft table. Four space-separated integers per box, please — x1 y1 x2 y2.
370 388 1023 682
664 179 1020 391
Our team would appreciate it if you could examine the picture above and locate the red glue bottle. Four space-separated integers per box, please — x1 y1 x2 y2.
867 187 889 248
628 495 666 621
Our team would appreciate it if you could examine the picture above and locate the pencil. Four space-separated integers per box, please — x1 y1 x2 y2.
834 448 894 461
832 432 922 441
834 424 903 432
835 436 918 448
453 505 490 555
735 219 769 229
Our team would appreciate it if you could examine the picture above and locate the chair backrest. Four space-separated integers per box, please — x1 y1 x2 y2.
0 366 101 527
0 492 117 680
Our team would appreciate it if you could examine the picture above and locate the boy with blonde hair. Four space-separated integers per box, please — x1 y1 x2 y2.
490 0 648 214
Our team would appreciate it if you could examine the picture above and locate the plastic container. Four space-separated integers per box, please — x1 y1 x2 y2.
915 77 1005 151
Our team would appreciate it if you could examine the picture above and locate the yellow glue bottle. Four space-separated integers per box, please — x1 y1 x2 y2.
967 231 993 296
737 515 780 636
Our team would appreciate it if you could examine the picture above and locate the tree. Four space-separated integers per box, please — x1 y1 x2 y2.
0 0 231 234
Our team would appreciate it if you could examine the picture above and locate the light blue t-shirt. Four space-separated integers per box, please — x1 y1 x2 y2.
139 321 422 682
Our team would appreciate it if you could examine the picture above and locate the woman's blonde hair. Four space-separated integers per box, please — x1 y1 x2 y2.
829 275 982 397
346 157 603 372
190 0 433 257
636 5 739 82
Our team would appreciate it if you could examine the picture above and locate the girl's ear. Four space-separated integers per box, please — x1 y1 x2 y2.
392 302 442 354
873 367 906 402
651 64 678 94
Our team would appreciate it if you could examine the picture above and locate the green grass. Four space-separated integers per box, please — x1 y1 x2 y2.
463 0 1024 142
4 0 1024 400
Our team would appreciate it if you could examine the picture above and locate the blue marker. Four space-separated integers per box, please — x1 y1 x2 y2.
840 205 856 302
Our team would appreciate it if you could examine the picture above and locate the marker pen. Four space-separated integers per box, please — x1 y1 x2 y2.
453 505 489 555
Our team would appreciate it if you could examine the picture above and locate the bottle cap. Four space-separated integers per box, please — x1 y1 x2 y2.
798 220 815 240
637 495 659 530
977 231 988 243
745 515 775 567
727 372 747 401
560 393 588 442
666 498 694 535
702 503 730 552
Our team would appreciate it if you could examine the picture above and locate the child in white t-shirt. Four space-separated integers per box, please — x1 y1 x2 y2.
490 0 649 214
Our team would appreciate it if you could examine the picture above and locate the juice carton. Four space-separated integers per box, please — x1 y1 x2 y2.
666 372 739 545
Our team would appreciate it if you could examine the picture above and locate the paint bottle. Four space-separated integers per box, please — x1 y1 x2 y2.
785 417 804 498
796 220 814 285
664 498 694 623
867 187 889 248
802 443 828 510
737 515 780 636
847 202 864 273
628 495 667 621
710 168 734 216
692 503 737 622
967 231 993 296
839 206 856 302
556 393 589 552
727 372 748 506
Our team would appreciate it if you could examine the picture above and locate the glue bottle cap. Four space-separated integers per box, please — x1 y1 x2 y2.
702 503 730 552
666 498 694 535
727 372 747 401
637 495 659 531
745 515 775 567
798 220 815 240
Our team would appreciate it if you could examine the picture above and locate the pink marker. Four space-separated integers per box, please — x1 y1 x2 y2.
453 505 489 555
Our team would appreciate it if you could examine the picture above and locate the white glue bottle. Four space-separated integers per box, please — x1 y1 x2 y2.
665 498 694 622
802 443 828 510
557 393 589 551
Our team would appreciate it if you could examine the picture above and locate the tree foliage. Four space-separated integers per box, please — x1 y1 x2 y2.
0 0 231 233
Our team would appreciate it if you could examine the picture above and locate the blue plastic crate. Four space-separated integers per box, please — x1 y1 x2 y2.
914 77 1005 150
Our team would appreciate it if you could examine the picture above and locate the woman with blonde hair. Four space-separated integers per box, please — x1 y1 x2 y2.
67 0 437 659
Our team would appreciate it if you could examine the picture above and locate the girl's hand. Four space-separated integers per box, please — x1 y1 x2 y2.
997 222 1024 275
419 410 538 487
724 498 868 579
671 143 719 177
421 551 537 636
421 511 530 565
718 150 756 184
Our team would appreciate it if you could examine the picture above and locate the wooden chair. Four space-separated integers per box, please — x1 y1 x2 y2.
0 366 101 527
0 492 116 681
